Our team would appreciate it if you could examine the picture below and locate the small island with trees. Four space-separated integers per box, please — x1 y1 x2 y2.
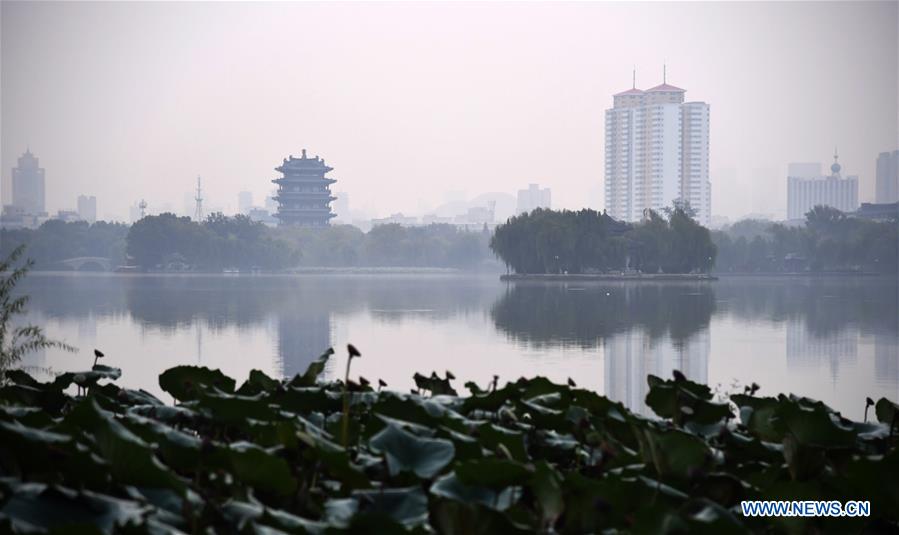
490 207 718 280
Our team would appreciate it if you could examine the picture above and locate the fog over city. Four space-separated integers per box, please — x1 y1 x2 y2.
1 1 897 222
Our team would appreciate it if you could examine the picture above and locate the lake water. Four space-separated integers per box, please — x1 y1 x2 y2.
16 273 899 419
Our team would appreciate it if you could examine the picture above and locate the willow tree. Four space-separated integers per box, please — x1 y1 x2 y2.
0 245 75 372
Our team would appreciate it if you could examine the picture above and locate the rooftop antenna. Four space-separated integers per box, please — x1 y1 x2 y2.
632 65 636 88
194 175 204 222
663 63 667 84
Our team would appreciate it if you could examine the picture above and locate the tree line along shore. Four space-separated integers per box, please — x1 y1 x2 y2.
0 205 894 274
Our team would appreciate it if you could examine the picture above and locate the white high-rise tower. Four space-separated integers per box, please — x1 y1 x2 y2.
604 69 711 226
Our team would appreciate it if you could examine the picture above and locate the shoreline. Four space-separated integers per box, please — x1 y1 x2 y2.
499 273 718 281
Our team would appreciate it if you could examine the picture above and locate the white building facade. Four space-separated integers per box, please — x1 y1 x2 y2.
787 153 858 220
77 195 97 223
604 79 711 227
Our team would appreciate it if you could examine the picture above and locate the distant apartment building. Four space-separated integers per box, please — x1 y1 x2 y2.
11 148 46 215
0 205 47 229
853 202 899 222
604 73 711 227
371 213 418 227
455 201 496 225
516 184 551 214
332 191 349 222
875 150 899 204
238 191 254 214
247 207 278 227
77 195 97 223
787 152 858 220
421 214 453 225
54 210 81 223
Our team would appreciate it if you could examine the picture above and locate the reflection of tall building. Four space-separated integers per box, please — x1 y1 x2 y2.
276 311 332 378
874 333 898 392
785 321 857 379
603 327 710 416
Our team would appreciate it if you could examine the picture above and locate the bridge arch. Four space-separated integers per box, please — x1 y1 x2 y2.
59 257 113 272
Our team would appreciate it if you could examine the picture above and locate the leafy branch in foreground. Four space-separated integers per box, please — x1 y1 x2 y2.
0 245 76 373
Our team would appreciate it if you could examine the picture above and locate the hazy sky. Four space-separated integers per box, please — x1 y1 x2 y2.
2 1 897 222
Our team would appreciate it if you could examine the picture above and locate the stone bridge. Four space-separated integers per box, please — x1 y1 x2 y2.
59 257 113 271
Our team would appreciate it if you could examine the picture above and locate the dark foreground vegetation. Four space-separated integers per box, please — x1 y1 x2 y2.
1 348 897 533
712 206 898 273
491 208 716 275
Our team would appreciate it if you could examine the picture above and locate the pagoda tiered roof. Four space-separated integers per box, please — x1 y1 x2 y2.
271 148 338 227
275 149 333 174
272 176 337 185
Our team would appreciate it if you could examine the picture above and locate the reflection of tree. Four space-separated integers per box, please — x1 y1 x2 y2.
123 276 285 331
715 277 898 338
490 282 716 348
22 274 502 378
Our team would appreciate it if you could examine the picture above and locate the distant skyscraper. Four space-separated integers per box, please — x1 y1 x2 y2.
238 190 254 214
604 71 711 227
787 151 858 220
77 195 97 223
516 184 551 214
332 191 349 222
875 150 899 204
11 149 46 215
264 190 278 213
271 149 337 227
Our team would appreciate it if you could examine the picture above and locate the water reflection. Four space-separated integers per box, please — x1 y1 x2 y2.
489 282 715 415
16 273 899 417
21 274 500 378
714 277 897 386
489 282 715 348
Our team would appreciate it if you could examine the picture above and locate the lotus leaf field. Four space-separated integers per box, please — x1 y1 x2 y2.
1 347 898 534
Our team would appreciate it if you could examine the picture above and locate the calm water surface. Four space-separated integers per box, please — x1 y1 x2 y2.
17 273 899 419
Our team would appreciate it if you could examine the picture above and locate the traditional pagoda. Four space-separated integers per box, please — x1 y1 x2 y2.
272 149 337 227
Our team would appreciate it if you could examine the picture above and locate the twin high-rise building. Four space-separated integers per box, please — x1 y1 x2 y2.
271 149 337 227
786 152 858 220
604 74 711 227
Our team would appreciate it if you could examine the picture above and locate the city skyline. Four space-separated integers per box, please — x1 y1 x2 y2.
2 2 896 222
